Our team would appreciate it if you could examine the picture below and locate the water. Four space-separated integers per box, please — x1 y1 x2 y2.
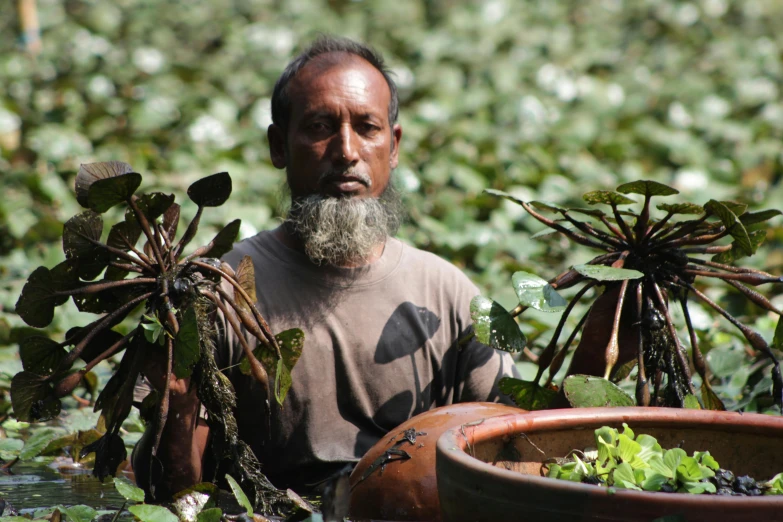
0 459 129 516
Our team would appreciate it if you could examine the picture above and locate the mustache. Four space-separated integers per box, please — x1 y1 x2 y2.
318 167 372 187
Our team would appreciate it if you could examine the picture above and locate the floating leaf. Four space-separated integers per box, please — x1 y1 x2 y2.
87 172 143 213
15 265 75 328
240 328 304 406
187 172 232 208
573 264 643 281
582 191 635 206
704 200 753 256
75 162 134 208
201 219 240 259
234 255 256 312
128 505 179 522
114 476 146 502
20 427 62 460
19 336 66 375
563 375 635 408
498 377 557 410
173 307 202 379
225 474 253 515
126 192 175 223
511 271 567 312
656 203 704 215
59 505 98 522
43 429 102 461
469 295 526 352
195 508 223 522
10 371 61 421
740 209 782 226
63 211 109 280
617 180 678 197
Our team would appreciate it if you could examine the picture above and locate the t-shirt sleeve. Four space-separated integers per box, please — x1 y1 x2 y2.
453 326 520 405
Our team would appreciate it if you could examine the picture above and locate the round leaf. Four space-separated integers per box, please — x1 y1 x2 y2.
187 172 232 208
20 427 63 460
19 336 67 375
63 211 109 280
75 162 134 208
15 266 71 327
59 505 98 522
10 371 61 422
616 180 678 197
87 172 143 213
128 505 179 522
563 375 635 408
469 295 526 352
582 191 636 206
511 271 567 312
114 476 146 502
573 264 643 281
107 220 142 252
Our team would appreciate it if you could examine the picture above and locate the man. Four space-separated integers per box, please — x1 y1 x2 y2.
134 36 517 496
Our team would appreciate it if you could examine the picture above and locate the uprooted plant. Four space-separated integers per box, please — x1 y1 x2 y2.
12 162 306 516
472 179 783 411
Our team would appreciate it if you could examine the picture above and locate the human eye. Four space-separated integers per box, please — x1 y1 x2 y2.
356 121 381 136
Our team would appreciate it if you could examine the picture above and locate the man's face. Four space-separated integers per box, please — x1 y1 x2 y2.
269 53 402 200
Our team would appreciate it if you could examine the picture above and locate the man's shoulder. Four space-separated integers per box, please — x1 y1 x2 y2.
396 240 479 294
222 229 278 267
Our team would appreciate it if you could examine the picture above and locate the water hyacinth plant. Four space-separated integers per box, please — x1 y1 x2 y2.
12 162 304 514
473 179 783 411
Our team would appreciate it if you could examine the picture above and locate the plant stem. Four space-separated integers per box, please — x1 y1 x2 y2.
649 280 696 396
603 279 629 379
55 277 156 296
128 196 167 269
174 206 203 259
544 309 589 387
634 282 650 406
521 201 611 251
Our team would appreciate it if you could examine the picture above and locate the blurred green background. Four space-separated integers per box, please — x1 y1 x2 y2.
2 0 783 414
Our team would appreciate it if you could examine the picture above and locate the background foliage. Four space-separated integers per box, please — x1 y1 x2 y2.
2 0 783 486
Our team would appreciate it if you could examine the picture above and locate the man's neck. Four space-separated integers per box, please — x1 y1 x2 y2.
272 226 386 268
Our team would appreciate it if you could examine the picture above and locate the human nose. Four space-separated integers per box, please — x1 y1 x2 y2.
333 124 360 165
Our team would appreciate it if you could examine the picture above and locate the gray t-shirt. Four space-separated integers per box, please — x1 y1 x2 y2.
215 230 517 490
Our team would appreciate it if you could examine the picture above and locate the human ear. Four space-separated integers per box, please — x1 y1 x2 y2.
268 124 287 169
390 123 402 169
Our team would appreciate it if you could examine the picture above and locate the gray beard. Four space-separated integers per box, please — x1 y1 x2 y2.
283 184 404 266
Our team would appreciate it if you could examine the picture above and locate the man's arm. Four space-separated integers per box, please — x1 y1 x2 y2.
131 364 210 498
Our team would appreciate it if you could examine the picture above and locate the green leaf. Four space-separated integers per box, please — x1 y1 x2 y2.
656 203 704 215
740 209 782 226
636 434 663 462
126 192 175 223
648 455 675 479
20 427 62 460
196 508 223 522
63 210 110 280
529 200 563 213
201 219 240 259
59 505 98 522
700 381 726 411
187 172 232 208
173 307 201 379
582 191 636 206
87 172 143 213
617 180 678 197
573 264 643 282
128 504 179 522
704 199 753 256
15 265 73 327
225 473 253 515
683 394 701 409
613 462 641 490
511 271 567 312
240 328 304 406
469 295 526 352
563 375 635 408
595 426 618 464
19 336 67 375
10 371 61 422
497 377 557 410
712 229 765 264
75 161 134 208
664 448 687 472
617 433 645 469
639 468 670 491
114 476 146 502
483 188 526 207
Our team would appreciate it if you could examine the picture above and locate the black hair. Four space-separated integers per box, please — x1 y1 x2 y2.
270 35 399 132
